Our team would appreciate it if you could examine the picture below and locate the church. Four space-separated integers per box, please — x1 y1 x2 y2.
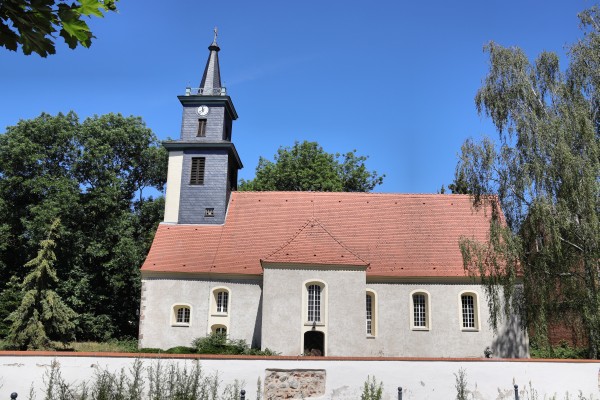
137 34 528 358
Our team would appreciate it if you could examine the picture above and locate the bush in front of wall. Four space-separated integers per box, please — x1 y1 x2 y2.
192 333 278 356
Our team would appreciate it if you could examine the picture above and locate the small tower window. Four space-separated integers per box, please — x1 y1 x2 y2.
197 119 207 137
190 157 205 185
205 208 214 217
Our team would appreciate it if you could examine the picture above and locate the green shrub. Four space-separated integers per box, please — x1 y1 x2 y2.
529 340 587 359
192 333 278 356
167 346 197 354
137 347 163 353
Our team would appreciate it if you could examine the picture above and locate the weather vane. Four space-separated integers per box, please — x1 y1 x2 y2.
213 27 218 44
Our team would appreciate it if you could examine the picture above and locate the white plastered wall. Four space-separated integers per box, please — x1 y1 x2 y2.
1 355 598 400
163 151 183 223
139 275 262 349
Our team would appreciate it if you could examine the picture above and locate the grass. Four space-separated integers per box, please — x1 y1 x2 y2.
68 339 139 353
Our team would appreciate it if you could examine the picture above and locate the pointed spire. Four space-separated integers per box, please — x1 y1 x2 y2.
199 27 222 95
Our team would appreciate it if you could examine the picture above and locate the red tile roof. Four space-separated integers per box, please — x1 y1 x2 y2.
262 218 369 266
141 192 493 277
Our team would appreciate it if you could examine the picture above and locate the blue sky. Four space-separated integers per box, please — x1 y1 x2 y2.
0 0 592 193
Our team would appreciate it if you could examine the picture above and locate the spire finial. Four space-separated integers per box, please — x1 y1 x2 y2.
212 26 218 45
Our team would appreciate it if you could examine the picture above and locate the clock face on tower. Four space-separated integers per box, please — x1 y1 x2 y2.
197 106 209 116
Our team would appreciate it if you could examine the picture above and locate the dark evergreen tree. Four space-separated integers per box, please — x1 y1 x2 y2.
6 219 77 349
448 170 470 194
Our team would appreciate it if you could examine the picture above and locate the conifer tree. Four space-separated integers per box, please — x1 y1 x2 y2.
6 219 77 349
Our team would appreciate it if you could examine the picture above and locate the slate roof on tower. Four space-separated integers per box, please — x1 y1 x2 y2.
142 192 493 278
199 30 222 94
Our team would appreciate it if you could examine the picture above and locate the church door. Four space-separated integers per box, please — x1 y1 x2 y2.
303 331 325 356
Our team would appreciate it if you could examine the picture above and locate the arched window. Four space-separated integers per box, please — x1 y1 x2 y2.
410 290 430 330
307 284 322 322
211 287 230 315
304 281 326 324
171 304 191 326
211 324 227 336
459 291 479 331
208 287 231 336
366 290 377 336
216 290 229 313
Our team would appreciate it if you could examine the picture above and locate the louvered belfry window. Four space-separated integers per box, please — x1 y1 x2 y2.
190 157 206 185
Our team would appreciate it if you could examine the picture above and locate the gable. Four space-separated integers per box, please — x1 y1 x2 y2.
262 218 368 267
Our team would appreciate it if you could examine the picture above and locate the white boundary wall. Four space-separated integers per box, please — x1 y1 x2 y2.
0 354 598 399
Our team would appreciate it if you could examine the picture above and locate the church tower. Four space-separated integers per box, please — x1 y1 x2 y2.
163 31 242 225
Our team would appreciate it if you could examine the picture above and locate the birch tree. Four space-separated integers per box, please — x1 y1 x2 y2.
457 7 600 357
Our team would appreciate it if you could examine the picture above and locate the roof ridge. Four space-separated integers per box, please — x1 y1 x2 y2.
233 191 475 197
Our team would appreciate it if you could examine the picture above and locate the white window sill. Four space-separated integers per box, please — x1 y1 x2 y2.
366 335 376 339
304 322 325 327
211 313 229 317
461 328 479 332
411 326 430 331
171 323 190 328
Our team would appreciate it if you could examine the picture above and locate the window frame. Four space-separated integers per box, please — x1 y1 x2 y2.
303 280 326 326
189 157 206 185
211 324 227 336
207 286 231 336
409 290 431 331
459 291 480 331
216 290 229 314
211 287 231 316
171 303 192 327
366 289 377 337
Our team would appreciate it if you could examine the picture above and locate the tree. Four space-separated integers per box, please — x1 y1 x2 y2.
0 112 167 341
0 0 117 57
239 141 384 192
448 170 470 194
456 7 600 357
6 219 77 349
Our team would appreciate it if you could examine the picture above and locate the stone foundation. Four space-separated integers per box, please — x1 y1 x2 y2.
264 368 326 399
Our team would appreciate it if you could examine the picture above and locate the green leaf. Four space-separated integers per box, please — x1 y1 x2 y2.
61 18 92 46
0 21 20 52
0 0 118 56
78 0 105 17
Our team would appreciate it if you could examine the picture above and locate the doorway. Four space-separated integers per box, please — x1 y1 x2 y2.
303 331 325 356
